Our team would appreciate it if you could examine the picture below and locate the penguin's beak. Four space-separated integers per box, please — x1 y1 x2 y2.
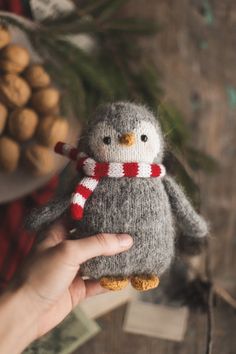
119 132 135 146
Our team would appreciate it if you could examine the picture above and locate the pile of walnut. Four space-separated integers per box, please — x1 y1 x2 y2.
0 26 69 176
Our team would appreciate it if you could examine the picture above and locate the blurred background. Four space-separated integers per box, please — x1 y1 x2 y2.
0 1 235 353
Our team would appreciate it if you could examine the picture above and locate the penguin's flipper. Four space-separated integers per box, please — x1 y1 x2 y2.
25 196 71 232
163 175 209 239
25 169 84 233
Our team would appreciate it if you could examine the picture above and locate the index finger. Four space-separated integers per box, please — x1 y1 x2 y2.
37 223 66 251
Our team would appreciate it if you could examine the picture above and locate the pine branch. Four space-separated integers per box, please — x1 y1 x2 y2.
186 147 219 174
0 8 217 198
159 104 190 149
41 15 99 35
0 13 35 33
102 18 160 35
98 0 128 21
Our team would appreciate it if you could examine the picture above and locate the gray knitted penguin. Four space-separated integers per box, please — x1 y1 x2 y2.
27 102 208 291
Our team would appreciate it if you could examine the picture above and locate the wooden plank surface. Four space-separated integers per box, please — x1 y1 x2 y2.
75 1 236 353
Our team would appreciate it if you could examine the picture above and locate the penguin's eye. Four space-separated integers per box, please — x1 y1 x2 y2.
103 136 111 145
141 134 148 142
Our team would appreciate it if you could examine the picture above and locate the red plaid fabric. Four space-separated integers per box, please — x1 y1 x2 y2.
0 177 59 291
0 0 24 15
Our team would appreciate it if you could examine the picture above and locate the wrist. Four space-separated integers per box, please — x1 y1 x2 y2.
0 285 39 353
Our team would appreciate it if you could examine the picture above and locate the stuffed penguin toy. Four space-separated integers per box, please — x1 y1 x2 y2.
27 102 208 291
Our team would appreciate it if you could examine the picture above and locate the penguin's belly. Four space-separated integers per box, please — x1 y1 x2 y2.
75 177 175 278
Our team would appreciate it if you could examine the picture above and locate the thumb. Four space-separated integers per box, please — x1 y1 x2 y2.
54 233 133 267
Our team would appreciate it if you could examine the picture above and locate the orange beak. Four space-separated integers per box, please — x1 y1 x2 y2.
119 132 135 147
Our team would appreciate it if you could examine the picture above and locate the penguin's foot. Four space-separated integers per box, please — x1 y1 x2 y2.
130 274 159 291
100 276 129 291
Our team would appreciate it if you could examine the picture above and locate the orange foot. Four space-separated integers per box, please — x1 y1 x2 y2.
100 276 129 291
130 274 159 291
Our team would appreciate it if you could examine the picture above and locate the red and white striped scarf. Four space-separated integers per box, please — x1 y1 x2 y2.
55 142 166 220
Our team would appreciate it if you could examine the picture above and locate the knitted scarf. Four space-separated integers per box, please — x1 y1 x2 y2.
55 142 166 220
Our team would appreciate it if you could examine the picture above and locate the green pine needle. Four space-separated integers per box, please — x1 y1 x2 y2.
186 147 219 173
159 104 190 149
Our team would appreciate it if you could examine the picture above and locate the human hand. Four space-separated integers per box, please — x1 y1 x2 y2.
1 224 133 353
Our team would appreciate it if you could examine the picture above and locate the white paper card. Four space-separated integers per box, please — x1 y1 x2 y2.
123 301 189 342
80 285 137 319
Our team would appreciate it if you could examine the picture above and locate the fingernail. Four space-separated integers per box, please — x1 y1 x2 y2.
117 234 133 248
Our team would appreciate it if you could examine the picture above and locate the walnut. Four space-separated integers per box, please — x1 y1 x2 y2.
24 144 55 176
31 88 60 114
47 104 60 115
25 64 51 89
0 26 11 49
0 74 31 108
8 108 38 141
0 136 20 172
0 103 8 134
37 115 69 147
0 44 30 73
